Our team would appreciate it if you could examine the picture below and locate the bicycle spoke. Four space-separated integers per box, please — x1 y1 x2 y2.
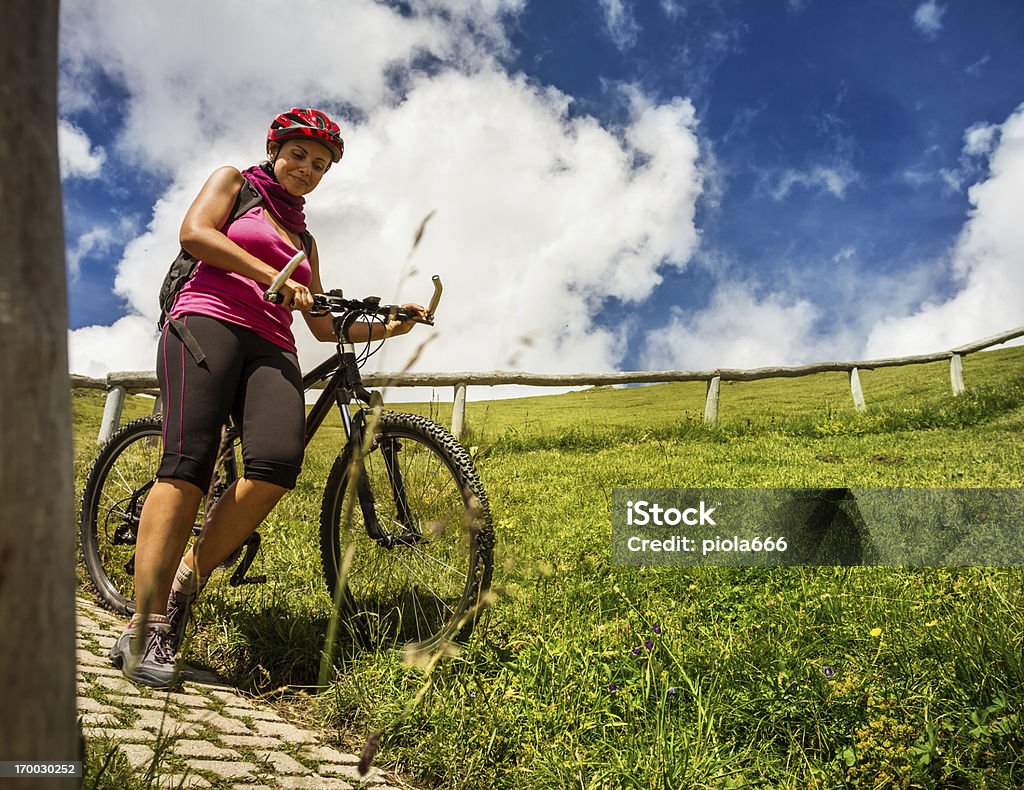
321 413 492 650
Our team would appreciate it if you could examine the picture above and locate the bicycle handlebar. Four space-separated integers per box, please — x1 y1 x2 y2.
263 250 308 305
310 275 443 327
264 254 441 330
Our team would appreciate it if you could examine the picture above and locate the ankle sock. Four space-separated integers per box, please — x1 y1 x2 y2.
171 558 200 597
129 613 170 630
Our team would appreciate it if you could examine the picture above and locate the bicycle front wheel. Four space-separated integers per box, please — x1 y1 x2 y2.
319 411 494 651
78 416 164 615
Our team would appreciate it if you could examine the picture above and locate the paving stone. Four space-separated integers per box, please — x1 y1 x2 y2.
219 734 281 749
275 776 354 790
208 689 254 706
185 759 258 780
321 762 389 784
124 694 180 709
81 712 124 728
223 706 282 721
251 750 311 776
163 691 214 708
120 743 156 770
251 719 319 742
135 708 201 737
95 673 139 694
116 728 158 744
73 596 416 790
184 709 253 735
156 774 211 789
80 664 125 678
302 744 360 765
172 739 239 760
77 697 120 715
77 648 110 666
79 624 113 640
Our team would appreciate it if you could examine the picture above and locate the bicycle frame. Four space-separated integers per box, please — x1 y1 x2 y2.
210 279 442 581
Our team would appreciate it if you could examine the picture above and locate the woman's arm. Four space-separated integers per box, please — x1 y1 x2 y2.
180 166 313 311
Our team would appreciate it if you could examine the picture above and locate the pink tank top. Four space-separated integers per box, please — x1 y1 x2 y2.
170 205 312 353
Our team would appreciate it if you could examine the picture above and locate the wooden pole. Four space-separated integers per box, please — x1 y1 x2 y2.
704 376 721 425
950 354 965 396
98 384 126 444
451 382 467 440
850 367 866 412
0 0 81 781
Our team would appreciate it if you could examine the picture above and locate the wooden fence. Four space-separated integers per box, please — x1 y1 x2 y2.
72 324 1024 444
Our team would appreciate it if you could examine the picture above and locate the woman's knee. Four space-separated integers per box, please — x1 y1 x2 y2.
242 458 303 490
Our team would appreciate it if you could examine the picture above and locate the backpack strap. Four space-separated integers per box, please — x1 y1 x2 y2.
162 180 314 366
229 179 263 225
167 316 207 366
233 179 315 258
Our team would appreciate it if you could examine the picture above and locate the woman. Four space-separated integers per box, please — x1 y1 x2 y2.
110 108 425 687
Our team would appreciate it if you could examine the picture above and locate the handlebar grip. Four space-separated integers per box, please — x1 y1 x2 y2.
425 275 442 322
264 250 307 304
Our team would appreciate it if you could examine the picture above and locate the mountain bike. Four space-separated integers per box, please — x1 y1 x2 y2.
78 266 494 650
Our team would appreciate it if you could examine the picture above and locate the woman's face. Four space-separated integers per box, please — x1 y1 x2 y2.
270 139 333 196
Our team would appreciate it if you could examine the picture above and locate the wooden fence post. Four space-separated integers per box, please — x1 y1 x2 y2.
950 354 965 396
704 376 721 425
0 0 80 774
850 367 866 412
451 382 467 440
98 384 127 445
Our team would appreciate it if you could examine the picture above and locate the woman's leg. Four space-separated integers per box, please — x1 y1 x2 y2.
132 478 205 617
138 315 243 616
186 478 288 577
186 339 305 579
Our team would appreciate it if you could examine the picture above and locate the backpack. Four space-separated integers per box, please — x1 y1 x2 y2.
157 178 314 331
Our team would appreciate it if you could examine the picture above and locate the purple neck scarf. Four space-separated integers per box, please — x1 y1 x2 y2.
242 163 306 233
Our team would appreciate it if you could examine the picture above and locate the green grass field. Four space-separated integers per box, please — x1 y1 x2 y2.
73 345 1024 789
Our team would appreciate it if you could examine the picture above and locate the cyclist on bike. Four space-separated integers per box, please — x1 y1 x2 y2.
109 108 426 688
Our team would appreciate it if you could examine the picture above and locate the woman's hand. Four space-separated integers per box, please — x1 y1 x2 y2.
385 303 428 337
278 279 314 311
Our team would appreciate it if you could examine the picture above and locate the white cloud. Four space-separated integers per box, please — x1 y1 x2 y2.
598 0 641 52
59 0 522 172
68 315 163 379
963 122 998 157
864 103 1024 357
57 119 105 179
660 0 685 19
832 246 856 265
61 1 704 384
770 164 858 201
641 283 836 370
913 1 945 38
67 227 114 279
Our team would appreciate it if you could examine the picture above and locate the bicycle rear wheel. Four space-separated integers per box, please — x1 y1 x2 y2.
79 416 242 616
319 411 494 651
78 416 164 615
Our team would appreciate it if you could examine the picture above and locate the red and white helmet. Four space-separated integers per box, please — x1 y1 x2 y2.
268 108 344 163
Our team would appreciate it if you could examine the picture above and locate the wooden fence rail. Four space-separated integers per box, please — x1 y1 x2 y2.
72 324 1024 444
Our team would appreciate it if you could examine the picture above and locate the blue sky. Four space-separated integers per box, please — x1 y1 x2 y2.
59 1 1024 381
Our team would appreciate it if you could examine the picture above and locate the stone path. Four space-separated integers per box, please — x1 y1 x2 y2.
76 596 415 789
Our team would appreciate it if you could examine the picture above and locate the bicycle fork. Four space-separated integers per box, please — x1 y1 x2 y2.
349 412 422 549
